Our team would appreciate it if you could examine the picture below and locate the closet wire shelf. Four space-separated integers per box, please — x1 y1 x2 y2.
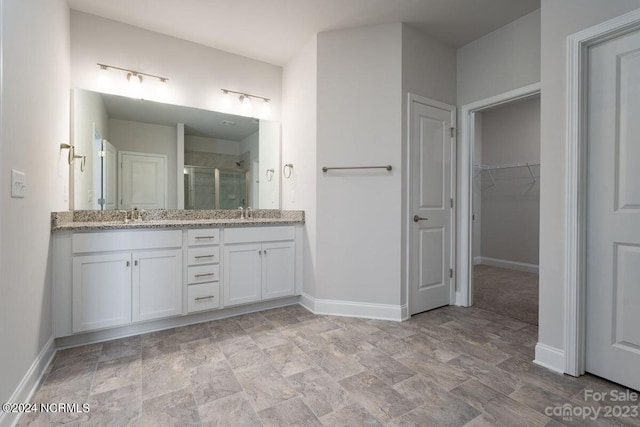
474 162 540 187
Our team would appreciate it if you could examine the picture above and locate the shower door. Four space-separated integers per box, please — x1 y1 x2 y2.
215 168 249 209
184 166 249 210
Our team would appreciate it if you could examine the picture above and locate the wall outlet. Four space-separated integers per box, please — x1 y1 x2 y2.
11 169 26 198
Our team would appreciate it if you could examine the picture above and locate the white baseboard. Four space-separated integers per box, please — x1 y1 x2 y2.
56 297 300 349
1 337 56 427
477 256 539 274
300 293 405 322
534 343 565 374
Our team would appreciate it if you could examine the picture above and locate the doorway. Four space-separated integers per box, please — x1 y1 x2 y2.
471 95 540 325
457 83 541 308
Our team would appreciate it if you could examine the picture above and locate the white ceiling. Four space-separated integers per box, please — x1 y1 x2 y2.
67 0 540 66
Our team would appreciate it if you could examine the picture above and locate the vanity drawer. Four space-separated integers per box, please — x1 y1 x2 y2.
187 264 220 284
187 282 220 313
187 246 220 266
188 228 220 246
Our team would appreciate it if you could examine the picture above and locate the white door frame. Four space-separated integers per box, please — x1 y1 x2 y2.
565 8 640 377
406 93 456 317
456 83 541 308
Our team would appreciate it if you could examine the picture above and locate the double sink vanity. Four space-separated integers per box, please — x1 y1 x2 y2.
51 209 304 345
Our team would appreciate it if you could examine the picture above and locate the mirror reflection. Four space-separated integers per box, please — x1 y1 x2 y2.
71 88 280 211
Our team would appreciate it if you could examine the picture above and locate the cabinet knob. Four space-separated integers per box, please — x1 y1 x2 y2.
126 261 130 267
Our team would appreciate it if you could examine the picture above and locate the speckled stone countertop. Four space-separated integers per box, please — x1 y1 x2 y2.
51 209 304 232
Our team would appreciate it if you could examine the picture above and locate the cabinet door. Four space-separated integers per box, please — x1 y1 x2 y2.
223 244 261 306
262 242 295 300
132 249 182 322
72 253 132 333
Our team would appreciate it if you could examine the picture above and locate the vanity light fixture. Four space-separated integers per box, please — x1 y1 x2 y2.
96 63 169 98
240 94 252 114
220 89 271 117
97 65 110 86
127 72 143 97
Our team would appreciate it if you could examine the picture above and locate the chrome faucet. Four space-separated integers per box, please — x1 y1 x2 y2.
238 206 245 219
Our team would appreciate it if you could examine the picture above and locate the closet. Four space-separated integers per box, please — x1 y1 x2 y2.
472 94 540 325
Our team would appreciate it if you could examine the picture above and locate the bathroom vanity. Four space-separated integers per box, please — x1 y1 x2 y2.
51 210 304 345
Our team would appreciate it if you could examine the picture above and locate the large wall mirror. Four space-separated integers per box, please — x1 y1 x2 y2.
71 88 281 211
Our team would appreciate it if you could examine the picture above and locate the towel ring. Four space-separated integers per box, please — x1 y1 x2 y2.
60 143 75 165
266 168 275 182
74 154 86 172
283 163 293 179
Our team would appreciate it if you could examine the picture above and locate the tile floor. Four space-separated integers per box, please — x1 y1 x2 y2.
474 265 539 325
18 304 638 426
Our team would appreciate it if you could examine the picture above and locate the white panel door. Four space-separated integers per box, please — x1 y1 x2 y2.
72 253 132 332
410 99 455 315
586 28 640 391
223 244 262 306
132 249 182 322
119 151 167 209
262 242 295 300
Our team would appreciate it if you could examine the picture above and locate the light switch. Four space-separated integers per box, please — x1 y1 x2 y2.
11 169 26 198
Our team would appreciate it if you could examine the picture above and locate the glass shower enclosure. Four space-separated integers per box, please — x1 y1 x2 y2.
184 166 249 210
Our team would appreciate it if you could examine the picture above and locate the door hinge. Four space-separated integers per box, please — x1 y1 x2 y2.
450 127 456 138
97 150 105 158
449 268 453 278
450 198 454 208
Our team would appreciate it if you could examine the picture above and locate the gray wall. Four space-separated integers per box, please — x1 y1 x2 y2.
457 9 541 106
539 0 640 351
282 35 318 297
479 96 540 266
0 0 70 408
316 23 403 304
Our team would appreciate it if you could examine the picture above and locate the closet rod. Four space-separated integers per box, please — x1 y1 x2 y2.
322 165 392 172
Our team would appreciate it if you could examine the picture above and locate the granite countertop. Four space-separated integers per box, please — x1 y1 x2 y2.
51 209 304 232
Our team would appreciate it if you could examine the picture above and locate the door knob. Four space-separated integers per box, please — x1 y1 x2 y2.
413 215 429 222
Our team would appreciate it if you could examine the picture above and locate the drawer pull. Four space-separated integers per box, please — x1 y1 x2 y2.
194 295 215 301
195 236 215 240
194 273 215 278
195 254 215 259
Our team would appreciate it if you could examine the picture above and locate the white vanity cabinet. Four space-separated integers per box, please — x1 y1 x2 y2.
223 226 296 307
59 230 183 334
52 222 303 341
72 253 132 332
186 228 221 313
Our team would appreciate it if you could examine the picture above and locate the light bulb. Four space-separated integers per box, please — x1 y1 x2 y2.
241 95 252 115
156 78 168 99
127 73 143 98
261 99 271 118
98 66 110 86
221 90 232 110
